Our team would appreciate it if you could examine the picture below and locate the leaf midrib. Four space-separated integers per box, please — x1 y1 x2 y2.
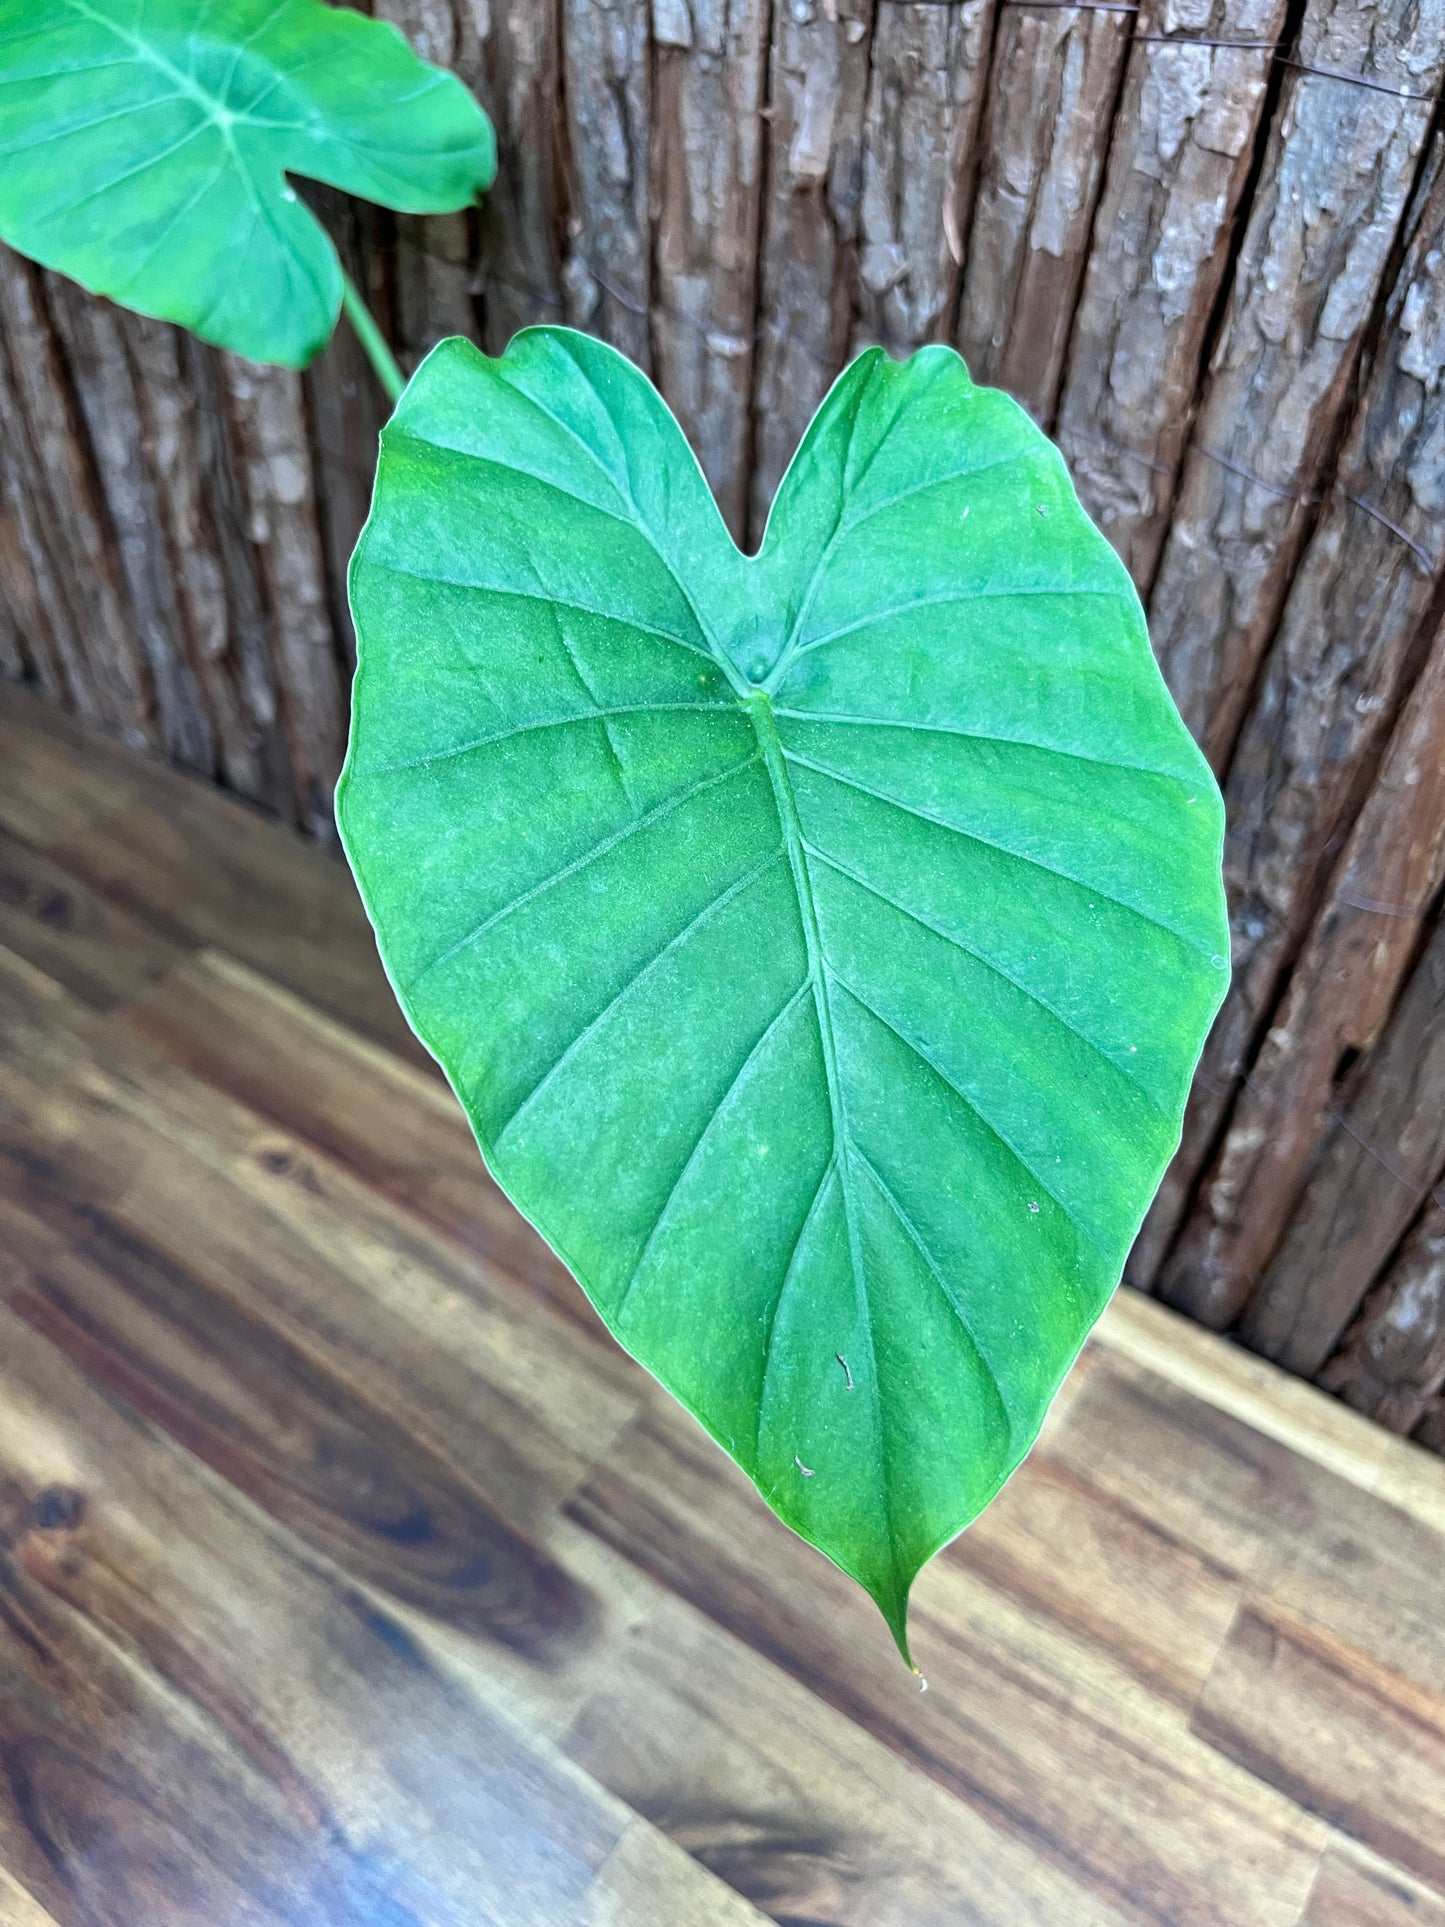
748 690 899 1597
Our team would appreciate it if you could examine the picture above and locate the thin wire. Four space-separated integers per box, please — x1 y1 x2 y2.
1333 888 1426 918
1056 417 1172 474
1337 488 1437 572
1191 442 1319 503
1279 56 1433 101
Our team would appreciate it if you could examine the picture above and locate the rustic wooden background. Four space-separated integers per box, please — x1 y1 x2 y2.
2 0 1444 1451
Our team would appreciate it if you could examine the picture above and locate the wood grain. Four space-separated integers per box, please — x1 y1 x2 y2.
1194 1606 1445 1893
0 1305 768 1927
1300 1846 1445 1927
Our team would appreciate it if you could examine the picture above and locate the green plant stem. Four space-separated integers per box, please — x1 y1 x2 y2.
340 270 405 404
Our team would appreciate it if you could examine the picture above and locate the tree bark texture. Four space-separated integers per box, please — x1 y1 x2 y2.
2 0 1445 1450
1147 0 1445 768
1138 149 1445 1313
1053 0 1290 587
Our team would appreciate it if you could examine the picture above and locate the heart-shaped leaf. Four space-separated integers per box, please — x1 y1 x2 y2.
0 0 495 367
339 328 1228 1659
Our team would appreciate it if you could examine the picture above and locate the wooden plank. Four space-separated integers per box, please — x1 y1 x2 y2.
565 1406 1327 1926
946 1450 1242 1706
0 831 182 1013
1150 43 1445 763
122 947 598 1335
956 1 1132 421
0 1868 62 1927
1053 1 1287 585
1320 1198 1445 1437
651 0 772 537
0 658 148 848
853 0 993 359
746 0 872 535
1049 1347 1445 1697
0 945 643 1537
1153 621 1445 1328
0 1304 758 1927
1096 1287 1411 1506
0 1189 597 1660
563 1591 1139 1927
1237 912 1445 1373
1299 1844 1445 1927
560 0 653 371
586 1819 776 1926
0 680 428 1066
1193 1606 1445 1894
1133 154 1445 1297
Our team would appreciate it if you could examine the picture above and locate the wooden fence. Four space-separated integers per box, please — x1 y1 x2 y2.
2 0 1444 1450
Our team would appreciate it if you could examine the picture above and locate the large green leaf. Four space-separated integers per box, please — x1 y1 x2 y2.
339 328 1228 1660
0 0 495 367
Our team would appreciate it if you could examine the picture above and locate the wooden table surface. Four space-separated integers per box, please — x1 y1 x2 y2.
1 679 1442 1927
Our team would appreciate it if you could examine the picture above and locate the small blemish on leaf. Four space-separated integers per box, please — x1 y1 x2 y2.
1027 1200 1040 1214
795 1455 815 1478
1036 504 1048 516
836 1353 854 1390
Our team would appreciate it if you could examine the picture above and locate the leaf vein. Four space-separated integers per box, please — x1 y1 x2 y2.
755 1156 838 1474
828 969 1107 1266
851 1145 1014 1450
407 751 761 987
362 703 732 776
783 584 1128 667
782 747 1210 956
801 838 1170 1118
772 705 1200 784
369 557 719 667
614 978 812 1330
495 845 787 1145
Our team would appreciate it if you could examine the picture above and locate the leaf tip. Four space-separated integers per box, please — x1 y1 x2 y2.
877 1586 917 1673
